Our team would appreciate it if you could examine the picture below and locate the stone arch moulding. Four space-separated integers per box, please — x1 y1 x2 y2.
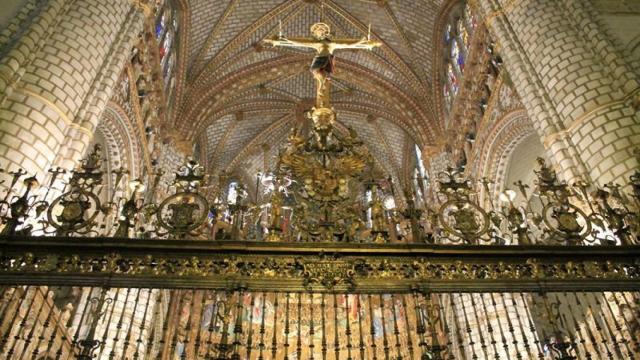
473 109 538 205
629 34 640 62
97 102 144 180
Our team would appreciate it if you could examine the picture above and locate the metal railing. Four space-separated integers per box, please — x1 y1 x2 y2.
1 286 638 360
0 145 639 359
0 145 638 246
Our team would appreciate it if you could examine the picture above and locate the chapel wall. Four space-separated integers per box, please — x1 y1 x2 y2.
475 0 640 186
0 0 144 176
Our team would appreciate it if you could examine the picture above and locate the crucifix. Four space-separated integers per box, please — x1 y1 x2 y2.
263 22 381 109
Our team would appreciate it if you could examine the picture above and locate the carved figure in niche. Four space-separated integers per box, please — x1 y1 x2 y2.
268 190 284 232
132 52 145 79
136 75 149 98
145 105 158 126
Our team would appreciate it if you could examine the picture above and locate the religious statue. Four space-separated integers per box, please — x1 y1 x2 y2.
309 107 335 150
264 22 381 109
265 21 378 241
268 190 284 232
368 185 389 242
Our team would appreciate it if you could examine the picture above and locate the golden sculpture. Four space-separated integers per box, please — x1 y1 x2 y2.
264 22 381 109
369 184 388 242
261 23 380 237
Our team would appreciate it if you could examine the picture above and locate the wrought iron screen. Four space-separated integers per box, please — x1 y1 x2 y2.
1 286 639 360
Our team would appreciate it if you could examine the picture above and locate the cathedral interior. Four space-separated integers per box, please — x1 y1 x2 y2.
0 0 639 359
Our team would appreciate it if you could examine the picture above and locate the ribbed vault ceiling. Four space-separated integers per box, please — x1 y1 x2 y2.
174 0 445 189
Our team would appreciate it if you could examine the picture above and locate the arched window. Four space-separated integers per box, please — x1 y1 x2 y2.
154 0 179 110
415 145 426 178
413 144 428 205
227 181 239 205
442 2 477 112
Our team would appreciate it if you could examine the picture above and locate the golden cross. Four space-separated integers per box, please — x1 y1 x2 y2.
264 22 381 109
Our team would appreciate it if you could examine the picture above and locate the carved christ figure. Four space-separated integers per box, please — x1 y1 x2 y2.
264 22 381 108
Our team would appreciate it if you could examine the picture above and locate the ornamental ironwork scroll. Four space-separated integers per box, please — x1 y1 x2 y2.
1 242 639 292
0 133 637 246
427 158 640 246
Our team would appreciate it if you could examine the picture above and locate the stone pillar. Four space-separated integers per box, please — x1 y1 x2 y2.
0 0 144 175
474 0 640 186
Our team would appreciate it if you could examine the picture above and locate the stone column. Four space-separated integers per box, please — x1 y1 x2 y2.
0 0 145 175
474 0 640 186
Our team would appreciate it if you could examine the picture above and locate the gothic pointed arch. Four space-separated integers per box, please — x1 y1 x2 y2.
472 109 540 204
96 102 144 180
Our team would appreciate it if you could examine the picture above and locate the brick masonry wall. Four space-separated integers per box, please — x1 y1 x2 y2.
589 0 640 74
0 0 144 177
475 0 640 186
0 0 40 52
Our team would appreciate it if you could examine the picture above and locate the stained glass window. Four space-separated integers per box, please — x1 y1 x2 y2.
156 9 167 39
465 3 476 30
173 11 179 32
447 63 458 95
414 145 428 205
443 85 451 110
155 22 164 39
444 24 452 44
365 189 373 228
415 144 426 179
458 19 469 51
164 53 175 85
161 31 172 61
153 0 179 110
451 38 462 73
227 181 239 205
442 2 476 112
